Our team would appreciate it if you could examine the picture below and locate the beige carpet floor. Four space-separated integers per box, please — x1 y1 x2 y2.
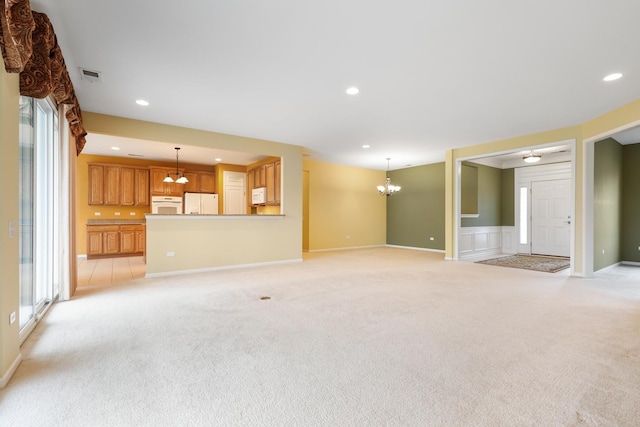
1 248 639 426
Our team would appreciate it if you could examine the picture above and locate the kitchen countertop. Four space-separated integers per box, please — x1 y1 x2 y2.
87 219 146 225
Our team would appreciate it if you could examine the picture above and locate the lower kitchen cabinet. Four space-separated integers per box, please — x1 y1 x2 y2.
87 224 145 259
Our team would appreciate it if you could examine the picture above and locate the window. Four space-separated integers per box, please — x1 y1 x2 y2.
519 186 528 245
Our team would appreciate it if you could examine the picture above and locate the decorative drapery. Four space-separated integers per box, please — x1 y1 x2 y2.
0 1 86 154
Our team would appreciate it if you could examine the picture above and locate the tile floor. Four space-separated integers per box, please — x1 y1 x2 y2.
77 256 146 286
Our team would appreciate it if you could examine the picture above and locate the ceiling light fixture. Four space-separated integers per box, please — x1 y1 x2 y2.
163 147 189 184
523 151 542 163
215 158 222 162
377 158 401 196
603 73 623 82
111 146 120 151
346 87 359 95
362 144 370 149
136 99 150 106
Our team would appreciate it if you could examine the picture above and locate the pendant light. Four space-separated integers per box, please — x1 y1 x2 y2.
377 158 401 196
163 147 189 184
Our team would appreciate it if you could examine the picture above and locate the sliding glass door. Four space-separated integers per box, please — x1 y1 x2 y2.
19 96 62 336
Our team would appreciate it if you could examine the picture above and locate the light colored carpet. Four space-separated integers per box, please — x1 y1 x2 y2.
1 248 639 426
476 254 571 273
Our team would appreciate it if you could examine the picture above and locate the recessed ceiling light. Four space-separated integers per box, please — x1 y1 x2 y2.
215 158 222 162
346 87 359 95
362 145 370 149
136 99 150 106
603 73 623 82
111 146 120 151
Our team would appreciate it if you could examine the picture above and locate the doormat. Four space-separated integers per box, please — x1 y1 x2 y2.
476 254 570 273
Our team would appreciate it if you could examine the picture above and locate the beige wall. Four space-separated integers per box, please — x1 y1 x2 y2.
303 158 386 251
0 66 21 385
82 113 304 274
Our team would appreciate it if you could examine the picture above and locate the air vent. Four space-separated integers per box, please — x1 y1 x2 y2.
79 67 102 83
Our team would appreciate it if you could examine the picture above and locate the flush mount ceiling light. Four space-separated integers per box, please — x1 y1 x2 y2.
111 146 120 151
603 73 623 82
136 99 150 106
362 144 370 149
377 158 401 196
523 150 542 163
346 87 359 95
163 147 189 184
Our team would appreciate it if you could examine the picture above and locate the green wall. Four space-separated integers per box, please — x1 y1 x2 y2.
461 163 503 227
387 163 445 250
501 168 515 226
594 138 623 271
622 143 640 263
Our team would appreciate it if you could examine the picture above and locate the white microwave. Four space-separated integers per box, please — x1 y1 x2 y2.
151 196 183 214
252 187 266 205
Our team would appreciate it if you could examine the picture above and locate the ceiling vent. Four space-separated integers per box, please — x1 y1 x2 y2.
79 67 102 83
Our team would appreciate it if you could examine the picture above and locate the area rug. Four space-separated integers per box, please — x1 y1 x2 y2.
476 254 570 273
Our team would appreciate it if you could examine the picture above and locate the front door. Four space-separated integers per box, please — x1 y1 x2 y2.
531 179 571 257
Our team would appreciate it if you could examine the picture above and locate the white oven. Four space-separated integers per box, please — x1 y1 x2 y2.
151 196 183 214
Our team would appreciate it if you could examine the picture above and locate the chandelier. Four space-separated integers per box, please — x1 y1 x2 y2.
523 150 542 163
163 147 189 184
377 158 401 196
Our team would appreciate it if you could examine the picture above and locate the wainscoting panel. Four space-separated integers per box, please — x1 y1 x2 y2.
459 226 505 260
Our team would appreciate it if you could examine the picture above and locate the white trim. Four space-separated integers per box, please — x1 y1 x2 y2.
77 254 87 260
145 258 302 278
460 214 479 218
145 214 285 220
0 353 22 388
385 244 445 253
458 226 504 260
308 244 385 253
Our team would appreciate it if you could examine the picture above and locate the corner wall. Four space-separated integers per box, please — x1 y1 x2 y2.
0 65 21 386
622 143 640 262
303 158 386 251
593 138 623 271
387 163 445 250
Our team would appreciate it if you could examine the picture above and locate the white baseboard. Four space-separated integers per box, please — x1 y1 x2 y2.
0 352 22 388
77 254 87 259
307 245 385 253
145 258 303 278
385 244 445 254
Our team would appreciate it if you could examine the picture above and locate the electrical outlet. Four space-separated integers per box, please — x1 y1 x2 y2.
346 235 351 239
429 237 435 241
9 312 16 325
167 251 175 257
602 249 605 255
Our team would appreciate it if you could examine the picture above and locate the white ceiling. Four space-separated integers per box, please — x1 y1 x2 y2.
30 1 640 170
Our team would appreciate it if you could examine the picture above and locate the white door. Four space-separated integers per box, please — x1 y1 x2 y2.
223 171 246 214
531 179 571 257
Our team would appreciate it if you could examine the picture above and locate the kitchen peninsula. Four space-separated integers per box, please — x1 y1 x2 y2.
144 213 300 277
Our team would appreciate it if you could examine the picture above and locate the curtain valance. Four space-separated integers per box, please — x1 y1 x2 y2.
0 1 86 154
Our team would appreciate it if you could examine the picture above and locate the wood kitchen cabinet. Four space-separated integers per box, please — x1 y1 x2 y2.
182 171 215 193
150 167 185 196
87 225 121 257
120 225 145 254
87 224 145 259
88 163 150 206
247 159 281 206
88 164 105 205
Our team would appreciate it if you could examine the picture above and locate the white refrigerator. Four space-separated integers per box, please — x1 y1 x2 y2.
184 192 219 214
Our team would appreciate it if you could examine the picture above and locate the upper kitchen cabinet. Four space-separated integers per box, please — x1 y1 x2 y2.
247 157 281 206
183 171 216 193
88 163 150 206
150 167 185 197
